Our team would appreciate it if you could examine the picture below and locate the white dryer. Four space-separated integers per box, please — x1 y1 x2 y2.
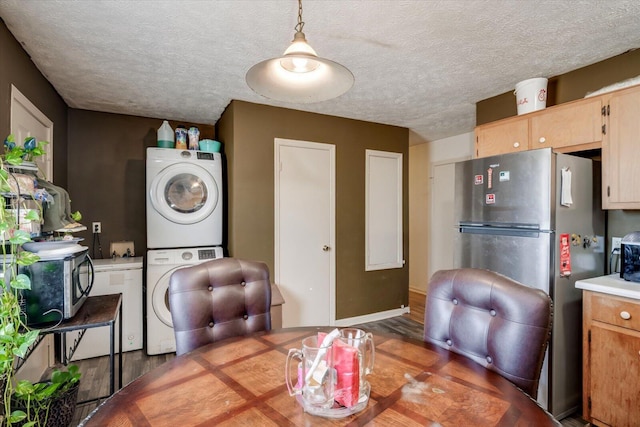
146 147 223 249
146 246 224 355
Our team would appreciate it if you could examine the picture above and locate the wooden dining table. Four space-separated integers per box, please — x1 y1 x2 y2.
80 327 560 426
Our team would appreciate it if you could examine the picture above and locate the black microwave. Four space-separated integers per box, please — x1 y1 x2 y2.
19 247 94 326
621 231 640 283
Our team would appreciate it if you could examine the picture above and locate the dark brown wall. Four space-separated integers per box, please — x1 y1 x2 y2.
0 19 68 186
477 49 640 125
67 109 214 258
217 100 409 320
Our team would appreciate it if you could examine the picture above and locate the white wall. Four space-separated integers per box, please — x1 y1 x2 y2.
409 131 474 292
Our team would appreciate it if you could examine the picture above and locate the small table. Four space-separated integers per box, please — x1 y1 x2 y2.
80 327 559 426
44 294 123 402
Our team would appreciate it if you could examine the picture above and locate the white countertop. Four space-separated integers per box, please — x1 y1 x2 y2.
575 273 640 300
93 256 144 271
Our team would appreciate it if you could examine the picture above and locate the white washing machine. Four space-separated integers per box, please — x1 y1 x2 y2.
146 246 224 355
70 257 144 360
146 147 223 249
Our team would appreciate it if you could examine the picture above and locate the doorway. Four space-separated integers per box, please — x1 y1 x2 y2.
429 161 459 278
274 138 335 327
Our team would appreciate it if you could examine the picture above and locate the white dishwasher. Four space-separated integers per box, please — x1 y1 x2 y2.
70 256 143 360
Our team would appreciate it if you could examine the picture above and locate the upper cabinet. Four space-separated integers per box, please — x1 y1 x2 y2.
475 116 529 158
475 97 603 158
476 83 640 210
602 84 640 209
530 97 603 151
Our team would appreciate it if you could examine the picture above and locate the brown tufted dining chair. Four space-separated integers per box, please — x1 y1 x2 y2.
169 258 272 356
424 268 553 398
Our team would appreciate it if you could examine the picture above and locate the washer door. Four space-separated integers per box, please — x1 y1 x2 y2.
149 162 220 225
151 266 185 327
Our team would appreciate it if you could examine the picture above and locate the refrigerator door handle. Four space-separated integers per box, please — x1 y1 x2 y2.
458 222 550 238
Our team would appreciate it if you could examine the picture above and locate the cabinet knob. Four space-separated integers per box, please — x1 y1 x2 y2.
620 311 631 320
513 142 520 148
539 137 546 143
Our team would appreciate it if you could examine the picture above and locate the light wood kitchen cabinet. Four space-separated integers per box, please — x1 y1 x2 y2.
582 290 640 427
475 83 640 209
530 97 603 151
475 96 603 158
601 84 640 209
475 116 529 158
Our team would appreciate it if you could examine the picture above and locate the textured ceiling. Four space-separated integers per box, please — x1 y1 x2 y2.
2 0 640 144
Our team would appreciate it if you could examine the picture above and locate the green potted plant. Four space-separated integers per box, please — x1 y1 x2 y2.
11 365 81 427
0 134 80 427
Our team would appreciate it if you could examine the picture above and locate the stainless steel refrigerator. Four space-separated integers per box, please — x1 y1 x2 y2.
453 148 604 419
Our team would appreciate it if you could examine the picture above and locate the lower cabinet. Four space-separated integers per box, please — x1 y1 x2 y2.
582 290 640 426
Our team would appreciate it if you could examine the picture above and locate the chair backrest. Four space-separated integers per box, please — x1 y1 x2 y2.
424 268 552 398
169 257 272 355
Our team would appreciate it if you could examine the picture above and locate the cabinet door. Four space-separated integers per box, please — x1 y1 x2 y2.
602 85 640 209
589 324 640 427
475 118 528 158
530 97 603 151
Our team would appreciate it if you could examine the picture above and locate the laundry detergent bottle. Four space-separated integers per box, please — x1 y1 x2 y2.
157 120 175 148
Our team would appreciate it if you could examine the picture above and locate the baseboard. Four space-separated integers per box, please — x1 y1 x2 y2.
333 307 410 327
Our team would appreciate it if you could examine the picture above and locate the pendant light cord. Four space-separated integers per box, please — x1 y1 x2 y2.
295 0 305 33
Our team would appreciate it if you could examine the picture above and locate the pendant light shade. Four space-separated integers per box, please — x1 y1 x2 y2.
246 0 354 103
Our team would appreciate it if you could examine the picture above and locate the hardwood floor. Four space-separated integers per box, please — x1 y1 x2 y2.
70 315 588 426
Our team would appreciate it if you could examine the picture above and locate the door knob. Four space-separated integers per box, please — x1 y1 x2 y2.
322 245 331 251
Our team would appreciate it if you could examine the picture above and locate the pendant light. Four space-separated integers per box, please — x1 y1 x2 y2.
246 0 354 103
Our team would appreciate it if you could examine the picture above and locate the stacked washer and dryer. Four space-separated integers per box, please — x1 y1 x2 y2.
145 148 225 355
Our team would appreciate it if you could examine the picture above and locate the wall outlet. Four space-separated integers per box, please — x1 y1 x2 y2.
612 236 622 251
92 222 101 233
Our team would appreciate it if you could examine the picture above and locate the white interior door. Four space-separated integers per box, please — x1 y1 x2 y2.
275 138 335 327
10 85 53 181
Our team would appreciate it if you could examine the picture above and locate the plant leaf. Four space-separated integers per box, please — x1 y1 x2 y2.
9 410 27 423
11 273 32 290
0 220 9 235
9 229 32 245
6 149 25 165
14 379 35 395
17 251 40 266
24 209 40 221
19 329 40 349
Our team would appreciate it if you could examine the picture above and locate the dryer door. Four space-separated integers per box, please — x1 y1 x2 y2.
149 163 220 225
151 266 184 327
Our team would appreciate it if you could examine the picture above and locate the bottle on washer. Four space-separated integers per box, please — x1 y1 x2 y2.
157 120 174 148
175 125 187 150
